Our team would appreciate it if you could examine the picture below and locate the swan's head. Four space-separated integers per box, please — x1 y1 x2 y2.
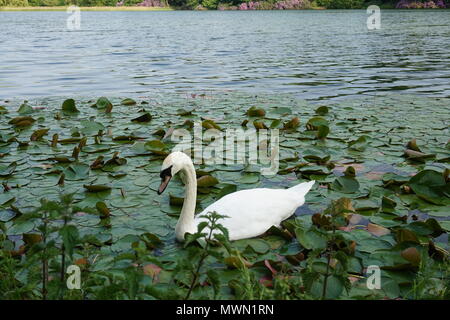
157 151 192 195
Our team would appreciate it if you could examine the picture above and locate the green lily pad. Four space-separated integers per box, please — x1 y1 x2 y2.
0 209 16 222
61 99 79 113
238 173 260 184
197 175 219 188
94 97 113 110
121 98 137 106
7 220 36 235
332 176 360 193
84 184 112 192
145 140 168 155
18 102 34 115
0 162 17 177
408 170 448 205
131 113 152 123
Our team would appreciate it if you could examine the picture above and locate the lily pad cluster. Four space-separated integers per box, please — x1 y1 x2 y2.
0 93 448 300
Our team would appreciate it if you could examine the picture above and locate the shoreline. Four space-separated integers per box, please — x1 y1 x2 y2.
0 6 173 11
2 5 450 12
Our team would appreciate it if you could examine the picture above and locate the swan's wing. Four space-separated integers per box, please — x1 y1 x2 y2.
195 188 305 240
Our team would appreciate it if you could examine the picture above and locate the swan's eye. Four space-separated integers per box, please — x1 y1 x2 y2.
160 165 173 179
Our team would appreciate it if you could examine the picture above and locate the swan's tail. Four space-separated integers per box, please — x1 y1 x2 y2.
289 180 315 197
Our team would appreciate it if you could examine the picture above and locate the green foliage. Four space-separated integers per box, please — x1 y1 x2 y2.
201 0 218 9
0 0 396 8
0 0 29 6
316 0 364 8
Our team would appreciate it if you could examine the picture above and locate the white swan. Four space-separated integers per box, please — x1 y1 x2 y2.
157 152 315 242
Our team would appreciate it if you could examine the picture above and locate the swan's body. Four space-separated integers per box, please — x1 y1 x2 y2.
157 152 315 242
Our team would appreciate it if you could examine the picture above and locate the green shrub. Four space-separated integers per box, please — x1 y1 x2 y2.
317 0 364 8
0 0 29 6
201 0 218 8
41 0 63 5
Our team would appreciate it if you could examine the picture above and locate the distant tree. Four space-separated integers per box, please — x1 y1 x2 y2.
168 0 187 6
0 0 29 6
202 0 218 8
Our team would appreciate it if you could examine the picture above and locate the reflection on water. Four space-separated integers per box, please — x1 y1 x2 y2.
1 10 450 100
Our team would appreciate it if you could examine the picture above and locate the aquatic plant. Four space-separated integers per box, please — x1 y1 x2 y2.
0 93 449 300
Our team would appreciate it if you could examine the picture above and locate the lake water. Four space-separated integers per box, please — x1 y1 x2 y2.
1 10 450 100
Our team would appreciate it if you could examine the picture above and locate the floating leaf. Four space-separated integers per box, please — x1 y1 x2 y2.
424 218 446 238
202 119 221 130
381 196 397 214
344 166 356 178
315 105 329 115
131 113 152 123
197 175 219 188
96 201 110 218
306 116 328 130
316 125 329 139
80 120 104 135
295 227 327 250
283 117 300 130
408 170 448 205
61 99 79 113
270 119 282 129
216 184 237 199
238 172 260 184
65 163 90 181
177 108 193 116
401 247 421 266
0 162 17 177
23 233 43 246
0 209 16 222
111 135 138 142
169 194 184 206
332 176 360 194
30 128 49 141
406 139 421 152
141 233 162 250
367 223 390 237
83 184 112 192
244 239 270 254
396 229 420 244
246 106 266 117
253 119 268 130
0 106 8 114
94 97 112 110
18 102 33 115
348 135 369 152
7 220 35 235
329 198 354 215
121 98 136 106
403 149 435 161
58 137 82 144
8 116 35 127
143 263 162 279
144 140 168 155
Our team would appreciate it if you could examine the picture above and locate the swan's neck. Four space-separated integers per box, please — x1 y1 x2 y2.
175 161 197 240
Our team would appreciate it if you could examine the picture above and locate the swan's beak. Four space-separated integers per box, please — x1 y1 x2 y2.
157 175 171 195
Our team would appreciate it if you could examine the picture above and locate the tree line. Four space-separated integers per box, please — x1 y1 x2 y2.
0 0 447 10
